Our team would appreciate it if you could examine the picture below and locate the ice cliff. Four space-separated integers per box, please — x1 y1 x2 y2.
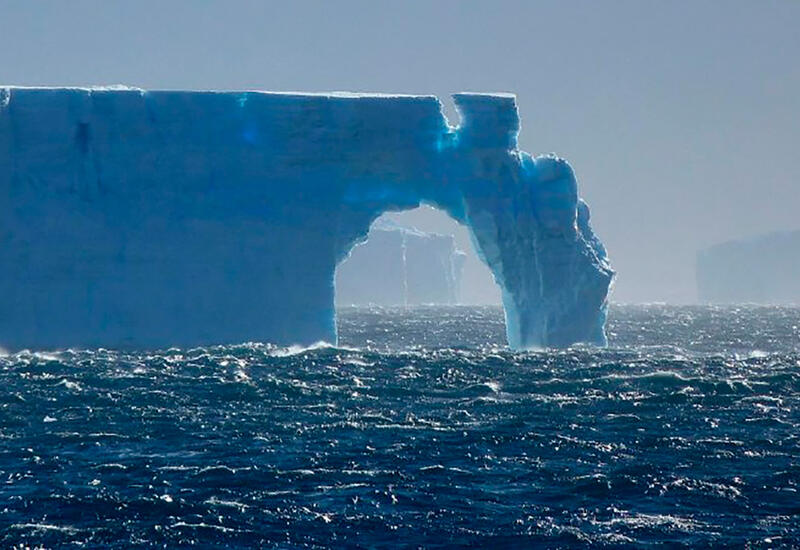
0 87 614 350
697 230 800 304
335 219 466 306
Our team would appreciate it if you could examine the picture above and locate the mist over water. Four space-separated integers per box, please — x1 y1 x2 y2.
2 305 798 547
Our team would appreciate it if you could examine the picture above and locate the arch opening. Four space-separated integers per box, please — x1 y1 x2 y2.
335 206 501 308
334 205 506 347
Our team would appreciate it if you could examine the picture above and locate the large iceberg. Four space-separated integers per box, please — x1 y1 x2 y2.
0 87 613 350
335 219 467 306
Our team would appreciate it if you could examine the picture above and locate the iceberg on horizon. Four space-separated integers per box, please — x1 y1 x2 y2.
335 219 467 306
0 87 614 350
697 230 800 304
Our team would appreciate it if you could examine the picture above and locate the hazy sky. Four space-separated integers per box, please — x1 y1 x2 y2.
2 0 798 303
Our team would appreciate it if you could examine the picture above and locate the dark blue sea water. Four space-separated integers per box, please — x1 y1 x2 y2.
2 305 799 548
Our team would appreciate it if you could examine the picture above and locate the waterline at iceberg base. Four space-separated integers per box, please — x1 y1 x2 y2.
0 88 613 350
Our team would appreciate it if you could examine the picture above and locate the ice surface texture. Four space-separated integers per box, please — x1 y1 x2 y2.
0 88 613 350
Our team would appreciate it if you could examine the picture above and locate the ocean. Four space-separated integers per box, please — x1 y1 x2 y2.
2 305 798 548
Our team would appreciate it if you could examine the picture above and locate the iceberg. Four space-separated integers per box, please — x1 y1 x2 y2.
0 87 613 350
697 230 800 304
335 219 467 306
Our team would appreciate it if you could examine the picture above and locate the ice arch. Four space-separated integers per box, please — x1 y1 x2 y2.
0 87 613 350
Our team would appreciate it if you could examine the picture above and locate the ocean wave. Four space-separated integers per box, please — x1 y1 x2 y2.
1 305 798 547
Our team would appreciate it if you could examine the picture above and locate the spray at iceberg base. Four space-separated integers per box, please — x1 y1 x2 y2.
0 88 613 350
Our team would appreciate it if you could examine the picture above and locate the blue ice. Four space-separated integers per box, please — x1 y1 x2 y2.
0 87 613 350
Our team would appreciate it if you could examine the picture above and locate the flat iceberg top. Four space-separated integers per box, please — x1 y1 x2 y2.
0 87 521 141
702 229 800 253
0 85 515 102
0 86 525 157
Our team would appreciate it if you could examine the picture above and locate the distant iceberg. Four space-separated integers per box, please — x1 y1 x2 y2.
335 219 466 306
0 87 614 350
697 230 800 304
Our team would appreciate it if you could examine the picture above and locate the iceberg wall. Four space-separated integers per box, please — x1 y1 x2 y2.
335 219 466 306
0 87 613 350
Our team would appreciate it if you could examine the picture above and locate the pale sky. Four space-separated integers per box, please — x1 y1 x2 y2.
2 0 798 303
